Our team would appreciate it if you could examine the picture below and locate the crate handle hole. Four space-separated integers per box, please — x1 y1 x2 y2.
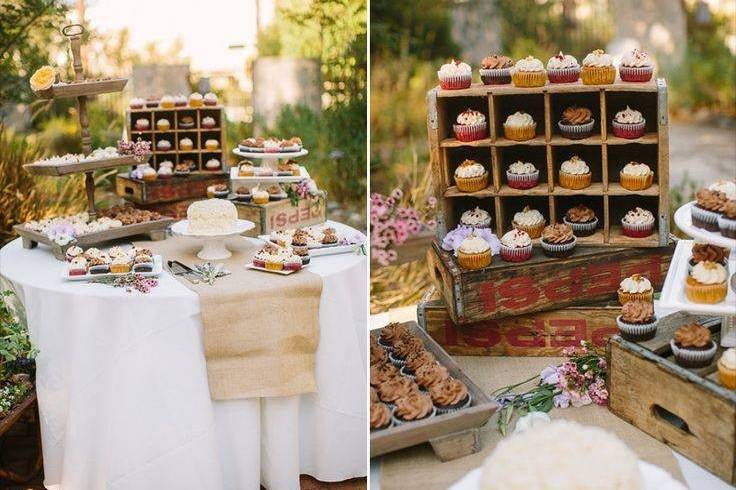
651 404 692 436
124 186 134 195
433 265 442 282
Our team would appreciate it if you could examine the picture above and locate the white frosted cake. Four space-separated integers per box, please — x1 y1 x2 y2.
187 199 237 235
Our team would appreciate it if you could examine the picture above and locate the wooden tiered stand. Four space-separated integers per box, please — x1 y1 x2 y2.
428 79 670 247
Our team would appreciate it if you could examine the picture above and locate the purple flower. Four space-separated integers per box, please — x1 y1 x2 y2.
553 391 571 408
540 365 559 386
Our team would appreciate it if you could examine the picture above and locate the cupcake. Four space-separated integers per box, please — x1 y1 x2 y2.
454 159 488 193
145 96 159 108
160 95 174 109
129 97 144 110
378 376 419 405
617 274 653 305
453 109 487 142
188 92 203 108
546 52 581 83
506 161 539 189
392 391 435 425
558 106 594 139
179 138 194 151
456 234 492 270
558 155 591 190
109 256 131 274
68 256 88 276
238 161 255 176
65 245 84 262
402 350 436 378
175 163 191 176
616 300 658 341
688 243 729 273
718 200 736 238
252 187 269 205
205 139 220 151
142 165 157 182
156 118 170 131
201 116 216 129
156 140 171 152
540 223 576 258
203 92 218 106
619 162 654 191
132 254 154 273
390 336 425 367
671 323 717 368
179 116 195 128
428 377 471 414
691 188 727 232
503 111 536 141
437 59 472 90
88 255 111 275
173 94 187 107
718 348 736 389
612 106 646 139
621 207 655 238
415 363 450 391
581 49 616 85
371 345 388 366
479 54 513 85
207 184 229 199
563 204 598 237
205 158 221 171
370 402 393 431
378 322 411 350
510 56 546 87
685 261 728 304
499 229 533 263
619 49 654 82
460 206 492 229
512 206 546 238
709 180 736 200
135 118 149 131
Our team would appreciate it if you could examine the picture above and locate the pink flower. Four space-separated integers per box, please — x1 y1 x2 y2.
427 196 437 207
391 188 403 200
540 365 559 386
569 390 592 408
553 391 571 408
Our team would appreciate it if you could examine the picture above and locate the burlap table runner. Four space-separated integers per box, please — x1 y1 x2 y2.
136 235 323 400
380 356 685 489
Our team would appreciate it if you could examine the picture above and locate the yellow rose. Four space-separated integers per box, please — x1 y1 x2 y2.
30 65 56 92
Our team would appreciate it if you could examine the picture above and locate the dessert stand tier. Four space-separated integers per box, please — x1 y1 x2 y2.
229 165 310 186
24 154 150 177
33 78 128 100
673 201 736 249
232 148 308 160
171 219 255 260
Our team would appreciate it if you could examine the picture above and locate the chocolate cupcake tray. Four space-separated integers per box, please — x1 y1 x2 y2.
371 321 497 461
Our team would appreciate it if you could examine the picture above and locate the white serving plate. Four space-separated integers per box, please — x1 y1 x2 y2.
229 166 308 185
244 262 307 275
63 255 163 281
233 148 308 160
674 201 736 250
258 235 362 257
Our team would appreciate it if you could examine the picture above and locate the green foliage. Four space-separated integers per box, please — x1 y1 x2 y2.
0 290 37 374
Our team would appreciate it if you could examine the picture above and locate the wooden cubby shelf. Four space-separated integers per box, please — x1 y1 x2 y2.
429 78 669 248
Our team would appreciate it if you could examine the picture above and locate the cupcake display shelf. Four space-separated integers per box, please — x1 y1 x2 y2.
24 154 149 177
428 78 669 248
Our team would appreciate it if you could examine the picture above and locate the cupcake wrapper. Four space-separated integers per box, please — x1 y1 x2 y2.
453 122 488 142
479 68 512 85
511 71 547 87
391 406 437 426
617 289 654 305
506 170 539 189
611 120 646 139
547 66 581 83
399 366 416 380
455 173 489 193
581 65 616 85
370 420 394 432
388 351 406 367
691 204 721 231
514 222 545 239
558 172 591 190
619 172 654 191
717 215 736 238
558 119 594 139
503 124 537 141
499 243 533 263
621 219 655 238
670 339 717 367
619 65 653 82
685 279 728 304
541 236 577 257
616 315 658 338
563 216 598 236
434 392 473 415
457 249 492 270
438 72 472 90
718 360 736 389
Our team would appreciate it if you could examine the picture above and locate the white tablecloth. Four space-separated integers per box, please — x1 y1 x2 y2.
0 226 367 490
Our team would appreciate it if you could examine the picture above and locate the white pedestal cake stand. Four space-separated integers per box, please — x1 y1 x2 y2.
659 201 736 346
171 219 255 260
232 148 309 170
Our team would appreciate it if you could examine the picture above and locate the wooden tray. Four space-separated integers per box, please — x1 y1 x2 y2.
427 239 674 324
24 154 146 176
13 218 173 261
34 78 128 99
371 321 497 461
417 286 620 356
608 312 736 485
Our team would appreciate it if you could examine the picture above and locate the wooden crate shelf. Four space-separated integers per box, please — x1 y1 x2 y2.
428 78 669 247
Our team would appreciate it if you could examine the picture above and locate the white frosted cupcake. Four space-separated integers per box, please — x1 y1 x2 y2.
437 60 472 90
499 229 533 262
620 48 654 82
546 52 580 83
506 161 539 189
621 207 655 238
558 156 591 190
512 206 546 239
618 274 654 304
581 49 616 85
456 234 492 270
453 109 487 142
709 180 736 200
612 106 645 139
503 111 536 141
510 56 546 87
460 206 492 229
454 159 488 193
620 162 653 190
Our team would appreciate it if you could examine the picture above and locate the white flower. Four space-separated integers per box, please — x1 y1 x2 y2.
540 365 559 386
513 411 551 435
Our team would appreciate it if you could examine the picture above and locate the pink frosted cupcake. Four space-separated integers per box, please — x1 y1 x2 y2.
437 60 472 90
621 207 655 238
619 49 654 82
546 52 580 83
453 109 487 142
506 161 539 189
499 229 533 262
612 106 646 139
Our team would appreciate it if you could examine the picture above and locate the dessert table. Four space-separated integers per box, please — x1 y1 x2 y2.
0 222 367 490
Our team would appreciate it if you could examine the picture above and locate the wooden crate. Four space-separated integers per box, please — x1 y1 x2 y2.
137 198 201 220
418 287 619 356
427 79 669 247
234 194 326 236
371 321 497 460
608 312 736 485
427 240 674 324
115 172 229 205
126 105 227 172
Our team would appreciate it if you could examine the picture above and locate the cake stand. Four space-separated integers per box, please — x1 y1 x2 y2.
659 201 736 346
232 147 309 172
171 219 255 260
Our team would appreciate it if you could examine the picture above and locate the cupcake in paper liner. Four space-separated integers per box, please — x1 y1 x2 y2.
558 106 594 140
621 207 655 238
454 159 489 193
512 206 546 239
428 378 472 415
616 300 657 341
692 188 727 232
620 49 654 82
581 49 616 85
510 56 547 87
456 234 492 270
558 155 591 190
453 109 488 142
718 349 736 389
562 204 598 237
546 52 581 83
414 363 450 391
370 402 393 432
377 322 410 350
670 323 717 368
506 161 539 190
391 392 436 425
479 54 514 85
617 274 654 305
718 200 736 238
459 206 493 229
611 106 646 139
499 229 533 263
685 261 728 304
370 362 399 388
389 335 424 368
441 226 500 256
619 162 654 191
399 366 416 380
503 111 537 141
402 350 436 380
377 376 419 406
540 224 577 258
437 59 472 90
688 243 730 274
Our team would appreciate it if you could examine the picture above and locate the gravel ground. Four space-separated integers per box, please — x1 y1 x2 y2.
669 122 736 188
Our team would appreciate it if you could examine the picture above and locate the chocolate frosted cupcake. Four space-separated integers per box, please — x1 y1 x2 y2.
692 189 727 232
370 344 388 366
558 106 594 139
370 387 379 403
540 223 576 258
401 349 436 378
389 335 425 367
616 300 658 341
378 322 410 350
370 363 399 387
562 204 598 237
415 363 450 391
392 391 436 425
480 54 513 85
370 402 393 431
718 200 736 238
689 243 729 273
378 376 419 405
671 323 717 368
428 377 472 414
